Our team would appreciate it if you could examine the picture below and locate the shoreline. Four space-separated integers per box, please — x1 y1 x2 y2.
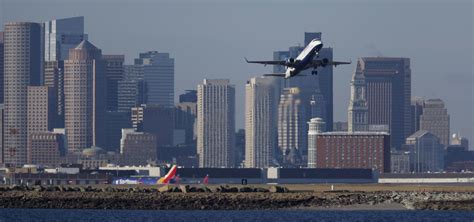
0 185 473 211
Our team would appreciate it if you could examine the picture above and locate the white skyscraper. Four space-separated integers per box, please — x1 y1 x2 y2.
197 79 235 168
307 118 326 168
348 68 368 132
244 77 279 168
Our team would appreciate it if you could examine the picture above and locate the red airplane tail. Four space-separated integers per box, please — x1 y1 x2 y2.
202 174 209 185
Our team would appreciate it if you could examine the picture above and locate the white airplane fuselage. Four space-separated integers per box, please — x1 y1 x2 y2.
285 39 323 78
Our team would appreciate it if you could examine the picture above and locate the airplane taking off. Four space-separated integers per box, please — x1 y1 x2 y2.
245 39 351 78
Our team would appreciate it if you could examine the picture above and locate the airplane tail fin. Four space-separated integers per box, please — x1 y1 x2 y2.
158 165 177 184
202 174 209 185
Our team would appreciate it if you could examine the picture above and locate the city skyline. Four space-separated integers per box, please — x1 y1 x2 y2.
2 2 474 218
1 0 471 142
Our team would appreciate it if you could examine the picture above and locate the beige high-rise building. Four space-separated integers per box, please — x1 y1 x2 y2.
3 22 43 166
244 77 279 168
64 40 106 153
278 87 306 164
420 99 450 148
0 105 4 164
27 86 57 142
0 31 4 104
197 79 235 168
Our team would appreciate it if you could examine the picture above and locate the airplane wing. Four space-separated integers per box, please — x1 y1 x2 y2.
245 58 287 66
330 60 352 67
310 59 351 67
263 73 286 77
262 73 308 78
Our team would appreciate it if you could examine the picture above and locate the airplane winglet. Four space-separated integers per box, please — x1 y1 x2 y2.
244 57 249 63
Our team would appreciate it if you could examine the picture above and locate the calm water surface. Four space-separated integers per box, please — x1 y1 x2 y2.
0 209 473 222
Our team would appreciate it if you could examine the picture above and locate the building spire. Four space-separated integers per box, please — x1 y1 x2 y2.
348 60 368 132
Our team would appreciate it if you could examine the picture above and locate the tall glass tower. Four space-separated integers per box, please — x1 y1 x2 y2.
44 16 86 62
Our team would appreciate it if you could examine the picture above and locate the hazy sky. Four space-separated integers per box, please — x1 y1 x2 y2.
1 0 473 141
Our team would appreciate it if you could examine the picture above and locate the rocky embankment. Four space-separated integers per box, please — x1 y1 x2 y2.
0 185 473 210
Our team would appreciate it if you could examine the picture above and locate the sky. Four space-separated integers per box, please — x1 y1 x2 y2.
1 0 473 142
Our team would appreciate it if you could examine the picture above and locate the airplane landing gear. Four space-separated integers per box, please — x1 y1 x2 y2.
311 70 318 75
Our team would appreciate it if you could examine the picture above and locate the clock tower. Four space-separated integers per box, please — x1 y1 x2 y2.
348 68 368 132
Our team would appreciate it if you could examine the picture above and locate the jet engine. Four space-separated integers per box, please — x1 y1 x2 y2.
285 57 295 66
321 58 329 67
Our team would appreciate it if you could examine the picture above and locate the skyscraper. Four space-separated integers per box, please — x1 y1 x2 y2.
134 104 175 147
44 16 86 62
303 33 333 130
348 66 368 132
4 22 43 166
43 16 86 128
409 97 424 135
357 57 411 149
278 87 306 166
118 80 146 113
179 90 197 103
27 86 57 139
105 111 131 153
64 40 106 153
44 61 65 128
420 99 450 148
175 102 197 145
117 65 146 113
134 51 174 107
197 79 235 168
103 55 124 111
309 86 326 120
0 32 4 104
244 77 279 168
0 105 4 164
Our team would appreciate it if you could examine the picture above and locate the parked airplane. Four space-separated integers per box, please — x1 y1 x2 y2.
112 165 178 185
245 39 351 78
